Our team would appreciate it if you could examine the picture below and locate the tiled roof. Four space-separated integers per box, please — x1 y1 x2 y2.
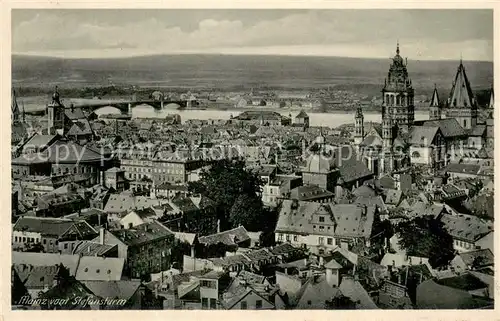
410 126 440 146
416 279 493 309
339 277 379 309
420 118 467 138
72 241 117 256
21 134 58 151
12 251 80 276
440 213 493 242
75 256 125 281
64 107 86 120
199 226 250 246
13 217 96 238
457 249 494 267
111 220 174 246
289 185 334 201
445 163 481 175
82 280 141 301
469 125 486 137
22 265 59 288
276 200 375 239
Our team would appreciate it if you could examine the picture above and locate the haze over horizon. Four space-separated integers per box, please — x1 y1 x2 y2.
12 9 493 61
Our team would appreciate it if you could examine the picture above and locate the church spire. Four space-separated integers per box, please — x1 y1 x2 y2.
396 40 400 55
489 86 494 109
430 84 440 107
448 61 475 108
12 88 20 123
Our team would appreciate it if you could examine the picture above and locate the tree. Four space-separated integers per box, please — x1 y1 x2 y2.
395 215 455 269
188 159 263 230
229 194 264 230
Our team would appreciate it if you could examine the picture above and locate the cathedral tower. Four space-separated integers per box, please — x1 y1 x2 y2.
445 60 478 130
381 42 415 133
429 84 442 120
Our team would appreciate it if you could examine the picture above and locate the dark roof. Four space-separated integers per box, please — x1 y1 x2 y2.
457 249 494 267
64 108 86 120
198 226 250 246
290 185 334 201
295 110 309 118
444 163 481 175
416 279 493 309
13 217 96 238
111 221 174 246
417 118 467 138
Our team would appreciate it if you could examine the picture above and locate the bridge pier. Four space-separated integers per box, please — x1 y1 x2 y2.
128 103 132 115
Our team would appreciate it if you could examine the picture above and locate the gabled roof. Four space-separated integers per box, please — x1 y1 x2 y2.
72 241 117 257
276 200 375 239
457 249 494 267
82 280 141 301
339 277 379 309
13 217 96 238
75 256 125 281
295 110 309 119
410 126 440 147
417 118 467 138
198 226 250 246
112 221 174 246
416 279 493 309
12 252 80 276
447 61 476 108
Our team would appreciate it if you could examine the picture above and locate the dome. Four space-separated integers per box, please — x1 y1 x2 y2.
314 134 325 145
305 153 332 174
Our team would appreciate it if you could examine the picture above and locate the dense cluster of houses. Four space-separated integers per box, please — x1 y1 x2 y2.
10 51 494 310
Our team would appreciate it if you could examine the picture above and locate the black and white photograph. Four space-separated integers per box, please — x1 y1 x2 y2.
8 7 495 311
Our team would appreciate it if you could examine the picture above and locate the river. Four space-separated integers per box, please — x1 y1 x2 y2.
95 105 430 128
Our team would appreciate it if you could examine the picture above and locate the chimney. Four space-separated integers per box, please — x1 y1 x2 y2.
217 219 221 233
99 228 105 245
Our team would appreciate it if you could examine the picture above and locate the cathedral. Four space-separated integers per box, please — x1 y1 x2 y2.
354 43 493 177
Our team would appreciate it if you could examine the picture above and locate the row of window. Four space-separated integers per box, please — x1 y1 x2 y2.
455 239 474 250
52 166 95 175
13 236 56 246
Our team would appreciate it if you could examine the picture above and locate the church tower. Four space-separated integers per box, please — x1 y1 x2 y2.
445 60 478 130
354 104 364 152
488 86 494 109
12 89 20 124
47 86 65 135
381 42 415 133
429 84 442 120
380 111 394 175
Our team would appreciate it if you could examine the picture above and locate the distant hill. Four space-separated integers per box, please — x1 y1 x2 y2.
12 54 493 97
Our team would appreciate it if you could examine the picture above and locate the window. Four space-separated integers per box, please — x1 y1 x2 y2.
307 300 312 306
463 119 467 128
293 235 298 242
327 238 333 245
64 243 68 249
318 237 324 245
210 298 217 309
202 298 208 309
319 216 325 223
256 300 263 309
240 301 247 310
286 234 291 242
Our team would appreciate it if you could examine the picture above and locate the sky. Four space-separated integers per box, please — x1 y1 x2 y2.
12 9 494 61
